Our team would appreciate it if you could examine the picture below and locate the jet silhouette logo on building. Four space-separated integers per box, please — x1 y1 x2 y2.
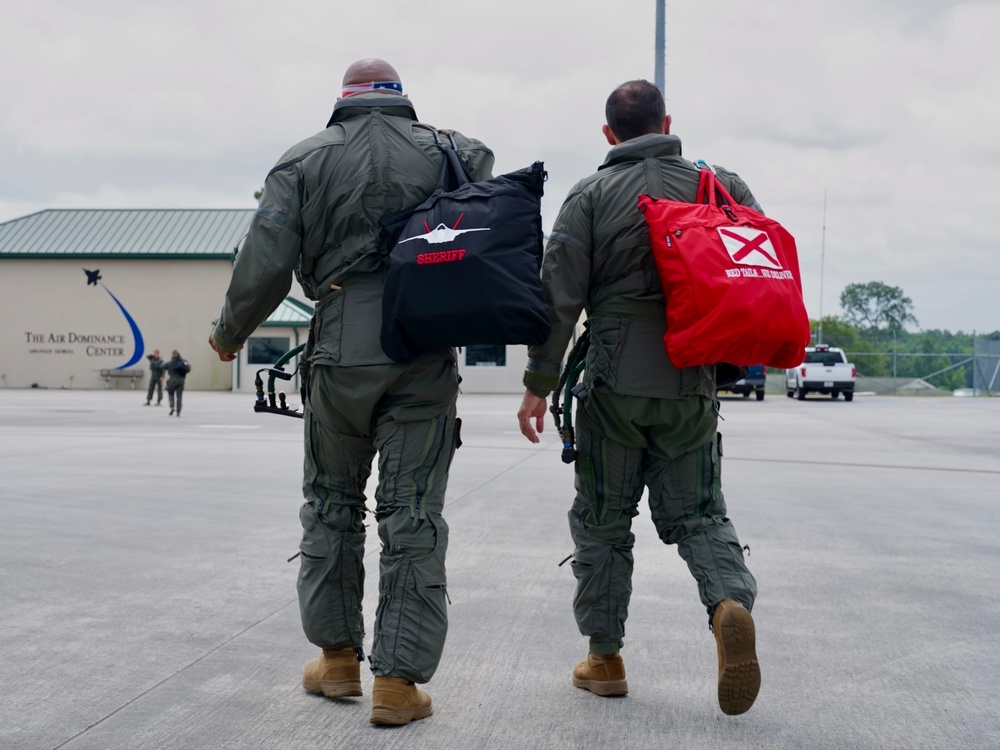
80 269 146 369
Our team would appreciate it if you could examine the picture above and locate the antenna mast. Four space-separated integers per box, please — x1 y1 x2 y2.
818 190 827 345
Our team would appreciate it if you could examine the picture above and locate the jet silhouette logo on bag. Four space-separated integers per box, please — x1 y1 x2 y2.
398 213 490 245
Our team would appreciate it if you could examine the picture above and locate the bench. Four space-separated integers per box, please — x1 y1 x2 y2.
99 369 145 390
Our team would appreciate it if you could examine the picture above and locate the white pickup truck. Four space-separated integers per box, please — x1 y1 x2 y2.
786 345 857 401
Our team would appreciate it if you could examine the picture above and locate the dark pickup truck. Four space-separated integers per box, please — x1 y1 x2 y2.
717 364 766 401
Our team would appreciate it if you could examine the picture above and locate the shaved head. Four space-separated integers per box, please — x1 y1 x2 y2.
342 58 402 87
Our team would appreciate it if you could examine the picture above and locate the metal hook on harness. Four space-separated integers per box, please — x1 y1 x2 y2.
549 330 590 464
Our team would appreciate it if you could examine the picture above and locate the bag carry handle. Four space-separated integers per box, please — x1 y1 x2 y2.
696 167 718 207
695 165 740 221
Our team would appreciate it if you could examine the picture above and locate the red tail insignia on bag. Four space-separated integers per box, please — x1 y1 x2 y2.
717 227 781 269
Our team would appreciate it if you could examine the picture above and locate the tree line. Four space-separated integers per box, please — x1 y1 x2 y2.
811 282 998 390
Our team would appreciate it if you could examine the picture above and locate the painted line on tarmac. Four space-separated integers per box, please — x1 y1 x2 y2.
729 456 1000 476
197 424 262 429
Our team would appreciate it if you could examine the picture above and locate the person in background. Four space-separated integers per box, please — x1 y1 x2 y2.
164 349 189 416
144 349 165 406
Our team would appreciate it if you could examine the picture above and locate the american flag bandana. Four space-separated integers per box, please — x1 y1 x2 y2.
341 81 404 97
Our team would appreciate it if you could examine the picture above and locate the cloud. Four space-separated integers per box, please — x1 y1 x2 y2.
1 0 997 332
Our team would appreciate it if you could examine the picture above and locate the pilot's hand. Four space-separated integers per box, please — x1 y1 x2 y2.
208 333 241 362
517 389 547 443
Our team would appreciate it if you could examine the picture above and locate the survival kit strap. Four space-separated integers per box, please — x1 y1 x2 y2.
375 128 470 259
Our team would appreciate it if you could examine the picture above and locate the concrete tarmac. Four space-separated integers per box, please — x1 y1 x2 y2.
1 387 998 750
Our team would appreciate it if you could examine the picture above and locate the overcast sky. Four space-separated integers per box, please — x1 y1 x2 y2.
2 0 996 333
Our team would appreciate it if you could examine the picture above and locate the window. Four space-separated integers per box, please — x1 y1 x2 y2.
248 337 290 365
804 351 845 365
465 345 506 367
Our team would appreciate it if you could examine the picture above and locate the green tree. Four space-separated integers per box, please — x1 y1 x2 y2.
808 312 1000 392
839 281 918 339
813 316 887 375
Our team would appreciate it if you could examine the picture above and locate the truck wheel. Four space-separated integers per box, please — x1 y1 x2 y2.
844 392 854 402
796 387 806 400
756 389 765 401
831 391 839 400
786 389 794 398
742 391 750 398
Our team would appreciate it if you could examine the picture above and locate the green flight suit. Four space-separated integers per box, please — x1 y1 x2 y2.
525 134 758 653
211 93 494 683
164 355 187 414
146 355 165 404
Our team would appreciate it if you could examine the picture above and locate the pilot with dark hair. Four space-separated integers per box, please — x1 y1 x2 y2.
517 79 761 716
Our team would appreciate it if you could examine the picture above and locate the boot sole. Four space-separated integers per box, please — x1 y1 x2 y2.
572 676 629 697
716 605 760 715
369 704 433 725
303 678 363 698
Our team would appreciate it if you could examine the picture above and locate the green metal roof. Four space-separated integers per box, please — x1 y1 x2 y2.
0 208 256 259
262 297 313 327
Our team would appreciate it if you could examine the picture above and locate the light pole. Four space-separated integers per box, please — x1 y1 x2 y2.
655 0 665 97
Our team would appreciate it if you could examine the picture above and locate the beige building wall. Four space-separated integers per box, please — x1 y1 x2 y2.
1 258 549 394
1 258 235 390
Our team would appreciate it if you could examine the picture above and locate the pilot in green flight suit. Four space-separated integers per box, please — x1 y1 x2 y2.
517 79 760 716
209 59 494 726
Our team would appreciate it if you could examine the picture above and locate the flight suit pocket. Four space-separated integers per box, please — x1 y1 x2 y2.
374 546 449 679
310 292 345 364
679 364 715 397
582 317 624 393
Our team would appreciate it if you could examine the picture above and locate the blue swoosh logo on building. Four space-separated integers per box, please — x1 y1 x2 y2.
101 285 145 369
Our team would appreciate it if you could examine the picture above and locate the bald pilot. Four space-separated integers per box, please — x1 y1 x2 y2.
209 58 494 726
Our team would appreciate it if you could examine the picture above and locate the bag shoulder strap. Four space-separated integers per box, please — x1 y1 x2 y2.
432 129 471 190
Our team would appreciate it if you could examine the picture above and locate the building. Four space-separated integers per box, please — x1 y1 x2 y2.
0 209 529 393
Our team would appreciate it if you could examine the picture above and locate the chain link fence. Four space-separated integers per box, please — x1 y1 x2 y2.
973 338 1000 395
764 339 999 397
841 345 995 396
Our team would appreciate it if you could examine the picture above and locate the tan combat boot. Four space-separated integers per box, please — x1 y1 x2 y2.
369 676 433 725
712 600 760 715
302 647 362 698
572 651 629 696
